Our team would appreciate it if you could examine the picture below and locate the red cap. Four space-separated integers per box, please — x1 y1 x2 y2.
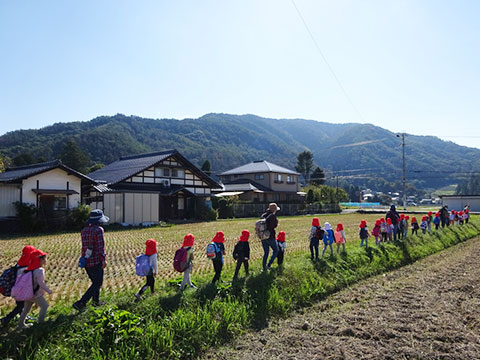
239 230 250 242
182 233 195 247
400 214 405 219
386 218 392 225
411 217 417 223
360 220 367 228
212 231 225 244
375 219 381 226
405 215 410 220
26 249 48 271
380 218 385 223
145 239 157 256
312 217 320 227
428 211 432 216
422 216 427 221
17 245 36 267
276 231 286 242
336 223 344 231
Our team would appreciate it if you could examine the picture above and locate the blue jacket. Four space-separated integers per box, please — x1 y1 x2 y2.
323 229 335 245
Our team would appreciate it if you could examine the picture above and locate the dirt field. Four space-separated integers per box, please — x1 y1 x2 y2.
205 236 480 360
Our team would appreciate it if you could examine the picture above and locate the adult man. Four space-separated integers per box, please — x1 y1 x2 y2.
261 203 280 271
385 204 400 241
440 205 449 228
73 209 108 311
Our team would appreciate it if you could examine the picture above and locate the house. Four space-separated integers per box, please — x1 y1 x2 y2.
440 195 480 212
0 160 94 218
85 149 220 225
216 160 304 203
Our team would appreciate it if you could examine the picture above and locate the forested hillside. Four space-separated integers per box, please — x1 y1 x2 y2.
1 113 479 189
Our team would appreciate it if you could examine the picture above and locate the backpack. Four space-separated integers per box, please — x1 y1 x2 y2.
173 247 189 272
11 271 36 301
315 226 324 240
0 265 18 297
359 228 368 239
232 242 241 260
135 254 151 276
206 243 218 260
255 214 272 240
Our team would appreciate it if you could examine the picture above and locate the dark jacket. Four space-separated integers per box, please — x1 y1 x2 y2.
386 208 400 225
261 210 278 240
233 241 250 260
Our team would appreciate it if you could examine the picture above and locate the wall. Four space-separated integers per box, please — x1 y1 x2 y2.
268 173 299 193
0 184 21 217
442 196 480 212
103 192 160 225
21 168 82 208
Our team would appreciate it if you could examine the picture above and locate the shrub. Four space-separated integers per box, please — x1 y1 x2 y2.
68 203 91 229
13 201 38 232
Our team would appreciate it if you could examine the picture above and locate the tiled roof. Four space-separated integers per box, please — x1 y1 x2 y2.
221 178 272 192
88 150 175 185
0 160 94 183
219 160 299 176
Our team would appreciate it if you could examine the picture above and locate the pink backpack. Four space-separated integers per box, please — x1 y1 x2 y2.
173 247 189 272
11 271 35 301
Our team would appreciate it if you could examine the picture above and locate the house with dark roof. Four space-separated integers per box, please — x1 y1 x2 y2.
216 160 304 203
85 149 220 225
0 160 94 218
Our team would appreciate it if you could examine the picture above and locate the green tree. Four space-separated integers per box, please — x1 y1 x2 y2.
306 189 314 203
295 150 314 184
60 139 90 174
86 163 105 174
310 166 325 185
13 153 37 166
201 159 212 176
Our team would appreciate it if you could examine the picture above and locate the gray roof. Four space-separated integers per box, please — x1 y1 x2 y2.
88 149 220 188
0 160 94 183
219 160 299 176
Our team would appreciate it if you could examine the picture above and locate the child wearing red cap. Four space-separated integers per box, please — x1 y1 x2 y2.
334 223 346 253
233 230 250 280
403 216 410 238
420 216 428 234
465 208 470 224
397 214 405 240
449 210 455 226
210 231 226 284
385 218 394 242
309 218 323 260
411 217 419 235
458 211 464 225
276 231 287 266
180 234 197 290
1 246 36 327
433 212 441 230
359 220 370 247
380 218 387 242
372 220 381 245
135 239 158 299
426 211 433 232
18 249 52 329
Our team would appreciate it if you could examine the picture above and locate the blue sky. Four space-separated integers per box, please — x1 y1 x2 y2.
1 0 479 148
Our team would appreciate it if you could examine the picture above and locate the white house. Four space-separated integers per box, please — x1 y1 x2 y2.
440 195 480 212
0 160 94 218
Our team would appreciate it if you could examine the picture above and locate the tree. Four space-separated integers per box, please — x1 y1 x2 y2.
201 160 212 176
60 139 90 173
306 189 314 203
295 150 314 184
86 163 105 174
310 166 325 185
13 153 37 166
0 154 10 173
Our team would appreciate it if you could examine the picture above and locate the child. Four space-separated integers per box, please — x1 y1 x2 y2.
359 220 370 247
386 218 394 242
1 245 36 327
372 219 381 245
420 216 428 234
397 214 405 240
322 222 335 256
276 231 287 266
458 211 464 225
449 210 455 226
18 249 52 329
465 209 470 224
233 230 250 280
411 217 419 235
433 212 441 230
135 239 158 299
309 218 323 260
427 212 433 232
380 218 387 242
211 231 226 284
179 234 197 290
403 216 410 239
334 223 347 253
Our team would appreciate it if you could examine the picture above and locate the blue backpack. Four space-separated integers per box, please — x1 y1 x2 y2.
135 254 151 276
206 243 218 260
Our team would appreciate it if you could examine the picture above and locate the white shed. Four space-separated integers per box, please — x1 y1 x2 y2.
441 195 480 212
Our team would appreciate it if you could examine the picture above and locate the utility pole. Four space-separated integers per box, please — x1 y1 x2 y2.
397 133 407 211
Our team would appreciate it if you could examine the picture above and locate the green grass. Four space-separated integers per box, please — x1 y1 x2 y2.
1 216 479 359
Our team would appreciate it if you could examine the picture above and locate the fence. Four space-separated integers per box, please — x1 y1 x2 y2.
231 203 340 218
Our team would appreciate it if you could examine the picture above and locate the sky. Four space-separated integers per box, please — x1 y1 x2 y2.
1 0 479 148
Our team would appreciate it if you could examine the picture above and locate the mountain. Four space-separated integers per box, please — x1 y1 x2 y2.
1 113 479 189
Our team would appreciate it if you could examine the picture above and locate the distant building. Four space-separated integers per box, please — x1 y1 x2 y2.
85 150 220 225
216 160 304 203
440 195 480 212
0 160 94 218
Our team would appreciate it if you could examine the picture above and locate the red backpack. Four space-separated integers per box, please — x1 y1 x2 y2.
173 247 189 272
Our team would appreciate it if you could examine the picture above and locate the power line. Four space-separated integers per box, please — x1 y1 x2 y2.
290 0 366 123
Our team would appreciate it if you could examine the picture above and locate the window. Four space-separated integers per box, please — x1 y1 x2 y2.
254 174 265 180
171 169 178 177
274 174 283 183
163 168 170 177
53 196 67 210
154 167 162 177
287 176 292 183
